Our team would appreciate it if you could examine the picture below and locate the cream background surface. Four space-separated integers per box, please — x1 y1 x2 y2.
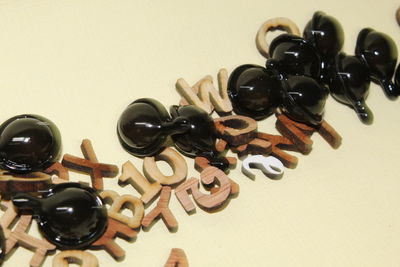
1 0 400 266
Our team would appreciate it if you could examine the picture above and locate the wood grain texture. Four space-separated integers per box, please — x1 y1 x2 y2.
175 166 232 213
90 218 138 261
119 161 162 205
275 114 342 154
0 171 51 193
164 248 189 267
176 69 232 115
4 214 56 267
142 186 178 231
256 17 300 58
143 147 187 186
214 115 257 146
52 250 99 267
62 139 119 190
100 190 144 229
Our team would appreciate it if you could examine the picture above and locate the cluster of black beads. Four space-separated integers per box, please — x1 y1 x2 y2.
228 11 399 125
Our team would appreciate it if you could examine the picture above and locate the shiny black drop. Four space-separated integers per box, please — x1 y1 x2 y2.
327 52 373 124
170 105 217 159
355 28 399 98
0 114 61 174
117 98 189 157
12 183 108 250
268 34 322 79
280 75 328 126
303 11 344 81
227 64 283 120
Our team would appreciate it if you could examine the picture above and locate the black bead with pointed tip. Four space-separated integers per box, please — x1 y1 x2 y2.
227 64 283 120
12 183 108 250
268 34 322 80
0 114 61 174
169 105 217 157
327 52 373 124
279 75 329 126
395 64 400 90
303 11 344 82
355 28 399 99
117 98 190 157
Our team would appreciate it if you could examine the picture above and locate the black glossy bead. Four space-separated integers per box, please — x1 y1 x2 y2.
227 64 283 120
0 114 61 174
327 52 373 124
395 64 400 90
303 11 344 81
117 98 189 157
355 28 399 99
280 75 328 126
169 105 217 159
268 34 322 79
12 183 107 250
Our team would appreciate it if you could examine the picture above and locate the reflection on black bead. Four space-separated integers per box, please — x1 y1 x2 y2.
170 105 217 159
355 28 399 99
303 11 344 81
12 183 108 250
117 98 187 157
269 34 322 79
227 64 283 120
395 64 400 89
327 53 373 124
280 75 328 126
0 114 61 174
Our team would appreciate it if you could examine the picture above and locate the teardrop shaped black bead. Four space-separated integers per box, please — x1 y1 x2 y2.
117 98 172 157
0 114 61 174
327 52 373 124
280 75 328 126
303 11 344 81
169 105 217 159
227 64 283 120
268 34 322 80
12 182 108 250
355 28 399 99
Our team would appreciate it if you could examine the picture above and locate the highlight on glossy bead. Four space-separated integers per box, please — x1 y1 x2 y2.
227 64 283 120
327 52 373 124
355 28 399 99
303 11 344 62
303 11 344 81
0 114 61 174
169 104 218 158
279 75 328 126
12 182 108 250
117 98 189 157
268 34 322 79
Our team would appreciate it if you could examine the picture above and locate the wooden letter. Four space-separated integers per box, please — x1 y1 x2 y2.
100 190 144 229
176 69 232 115
4 214 56 267
91 218 137 261
62 139 119 190
256 17 300 59
119 161 162 205
143 147 187 186
164 248 189 267
175 166 232 212
0 171 51 193
142 186 178 231
214 115 257 146
52 250 98 267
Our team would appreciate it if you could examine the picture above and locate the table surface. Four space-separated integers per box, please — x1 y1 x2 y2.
1 0 400 266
